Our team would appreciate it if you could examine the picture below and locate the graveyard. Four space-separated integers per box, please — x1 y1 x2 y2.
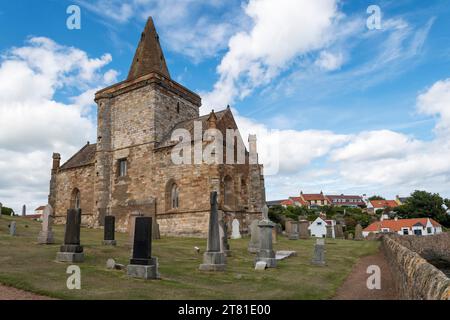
0 214 378 300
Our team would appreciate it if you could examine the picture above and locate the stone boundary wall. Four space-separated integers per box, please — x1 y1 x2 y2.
381 236 450 300
387 233 450 262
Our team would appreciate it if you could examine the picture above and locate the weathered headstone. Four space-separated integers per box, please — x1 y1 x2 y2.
103 216 117 246
347 232 354 240
247 220 260 253
367 232 377 241
255 205 276 268
354 224 363 241
272 227 277 244
299 220 310 239
127 217 159 279
288 221 300 240
9 221 16 236
231 218 241 239
199 192 226 271
38 205 54 244
219 219 231 257
255 261 267 271
311 238 326 266
326 224 333 238
22 205 26 217
0 202 3 218
56 209 84 262
275 251 297 261
106 258 125 270
285 218 294 235
334 224 344 239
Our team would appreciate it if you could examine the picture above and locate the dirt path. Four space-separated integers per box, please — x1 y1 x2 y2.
0 284 54 300
333 249 398 300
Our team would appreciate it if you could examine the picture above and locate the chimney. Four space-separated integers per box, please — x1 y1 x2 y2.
207 110 217 129
249 134 258 164
394 216 398 221
52 153 61 173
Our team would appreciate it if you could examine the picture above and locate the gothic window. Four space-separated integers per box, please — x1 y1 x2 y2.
71 188 81 209
171 184 179 209
118 159 127 177
177 102 180 114
166 180 179 211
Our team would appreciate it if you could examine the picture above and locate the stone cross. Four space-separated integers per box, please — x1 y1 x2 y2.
354 224 363 241
103 216 117 246
22 205 26 217
231 219 241 239
255 206 276 268
9 221 16 236
127 216 159 279
56 209 84 263
38 205 54 244
199 192 226 271
311 238 326 266
247 219 261 253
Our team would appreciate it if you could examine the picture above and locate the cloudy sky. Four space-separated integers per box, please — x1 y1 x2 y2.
0 0 450 213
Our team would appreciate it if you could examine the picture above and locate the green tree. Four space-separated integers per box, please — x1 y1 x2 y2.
0 205 14 216
369 195 385 201
394 190 450 227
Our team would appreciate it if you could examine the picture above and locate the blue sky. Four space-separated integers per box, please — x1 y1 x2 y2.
0 0 450 213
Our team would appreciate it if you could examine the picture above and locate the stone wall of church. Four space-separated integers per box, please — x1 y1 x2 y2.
53 165 96 226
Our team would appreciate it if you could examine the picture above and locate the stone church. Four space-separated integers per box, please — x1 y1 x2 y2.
48 17 266 237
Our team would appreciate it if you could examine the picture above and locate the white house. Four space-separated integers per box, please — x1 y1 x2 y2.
308 217 336 238
362 218 443 237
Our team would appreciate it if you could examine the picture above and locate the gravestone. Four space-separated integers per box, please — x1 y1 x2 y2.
103 216 117 246
127 217 159 279
288 221 300 240
106 258 125 270
272 227 277 244
367 232 377 241
347 232 354 240
199 192 226 271
56 209 84 262
247 220 260 253
299 220 310 239
354 224 363 241
311 238 326 266
0 202 2 218
38 205 54 244
285 218 294 235
22 205 26 217
9 221 16 236
255 205 276 268
231 219 241 239
275 251 297 261
326 224 333 238
219 219 231 257
255 261 267 271
334 224 344 239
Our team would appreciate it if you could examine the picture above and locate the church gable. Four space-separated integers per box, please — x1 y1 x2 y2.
60 143 96 171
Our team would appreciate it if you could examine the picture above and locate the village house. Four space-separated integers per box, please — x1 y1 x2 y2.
367 199 399 214
326 194 366 208
308 217 336 238
48 17 266 237
362 217 443 237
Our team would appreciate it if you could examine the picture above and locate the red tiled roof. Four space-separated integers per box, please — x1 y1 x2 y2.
370 200 399 208
280 199 294 206
25 214 42 219
363 218 441 232
301 194 327 201
289 197 308 206
35 206 46 211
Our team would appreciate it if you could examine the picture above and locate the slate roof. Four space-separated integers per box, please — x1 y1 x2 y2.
60 143 97 171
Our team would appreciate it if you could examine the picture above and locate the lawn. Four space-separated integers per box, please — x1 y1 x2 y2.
0 215 379 300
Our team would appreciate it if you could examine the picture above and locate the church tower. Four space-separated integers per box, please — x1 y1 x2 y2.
93 17 202 226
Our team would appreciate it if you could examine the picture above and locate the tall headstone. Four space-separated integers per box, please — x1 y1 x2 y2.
288 221 300 240
354 224 363 241
247 220 260 253
56 209 84 263
103 216 117 246
231 219 241 239
219 218 231 257
0 202 3 218
334 224 344 239
299 220 310 239
22 205 26 217
326 224 333 238
127 217 159 279
199 192 226 271
272 227 277 244
9 221 16 236
285 218 293 235
38 205 54 244
311 238 326 266
255 205 276 268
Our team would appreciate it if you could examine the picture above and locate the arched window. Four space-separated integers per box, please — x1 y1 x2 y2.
71 188 81 209
165 180 179 211
224 175 233 207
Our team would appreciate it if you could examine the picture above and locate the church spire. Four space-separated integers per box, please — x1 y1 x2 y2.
127 17 170 80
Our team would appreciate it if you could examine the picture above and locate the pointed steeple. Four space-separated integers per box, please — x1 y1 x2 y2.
127 17 170 80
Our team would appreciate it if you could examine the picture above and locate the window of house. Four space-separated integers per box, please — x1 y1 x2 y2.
317 222 322 226
402 228 409 235
118 159 127 177
171 184 179 209
427 227 433 234
414 229 422 236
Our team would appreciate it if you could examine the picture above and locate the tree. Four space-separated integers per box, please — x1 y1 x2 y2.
0 205 14 216
394 190 450 227
369 195 385 201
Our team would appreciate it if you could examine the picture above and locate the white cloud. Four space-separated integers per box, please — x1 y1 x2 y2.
0 37 117 214
203 0 340 111
315 51 344 71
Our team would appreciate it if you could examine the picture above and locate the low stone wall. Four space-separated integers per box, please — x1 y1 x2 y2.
382 236 450 300
387 233 450 262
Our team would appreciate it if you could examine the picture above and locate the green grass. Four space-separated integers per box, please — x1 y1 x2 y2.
0 215 379 300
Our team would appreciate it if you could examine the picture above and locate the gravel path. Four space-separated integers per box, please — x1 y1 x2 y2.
333 249 398 300
0 284 54 300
